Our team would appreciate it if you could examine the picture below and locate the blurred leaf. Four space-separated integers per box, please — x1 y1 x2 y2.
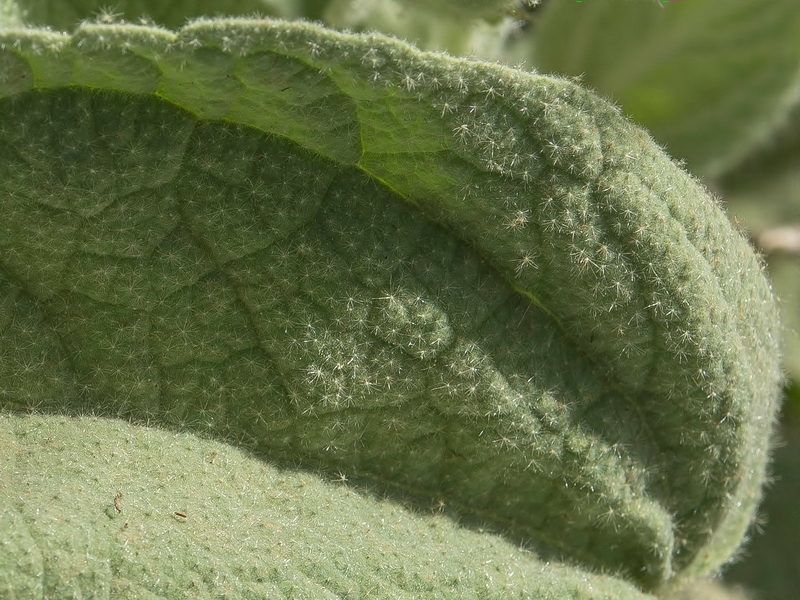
722 163 800 232
395 0 518 20
721 93 800 195
321 0 516 59
529 0 800 179
722 414 800 600
765 257 800 384
721 106 800 380
664 577 752 600
11 0 298 30
0 0 23 25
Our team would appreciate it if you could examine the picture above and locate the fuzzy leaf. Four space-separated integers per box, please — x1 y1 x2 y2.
0 16 782 596
0 413 655 599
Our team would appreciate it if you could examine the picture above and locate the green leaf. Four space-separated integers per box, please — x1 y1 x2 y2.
0 413 655 599
530 0 800 179
0 16 782 595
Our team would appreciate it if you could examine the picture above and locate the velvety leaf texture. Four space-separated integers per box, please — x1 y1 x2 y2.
0 17 782 596
0 413 655 599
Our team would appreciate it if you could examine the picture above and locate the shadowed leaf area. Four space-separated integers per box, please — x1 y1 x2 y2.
0 19 782 596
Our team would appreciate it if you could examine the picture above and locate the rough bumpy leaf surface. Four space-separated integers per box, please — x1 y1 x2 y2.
0 16 782 596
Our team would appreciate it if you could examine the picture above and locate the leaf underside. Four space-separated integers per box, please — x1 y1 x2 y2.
0 18 782 594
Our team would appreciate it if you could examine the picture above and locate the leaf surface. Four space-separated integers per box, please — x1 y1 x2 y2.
0 17 782 594
0 413 656 599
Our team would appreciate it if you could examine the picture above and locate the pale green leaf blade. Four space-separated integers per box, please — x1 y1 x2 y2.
0 17 782 594
532 0 800 178
0 414 655 599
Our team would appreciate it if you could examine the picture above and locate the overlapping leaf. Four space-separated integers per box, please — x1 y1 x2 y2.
0 15 782 596
1 413 658 599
